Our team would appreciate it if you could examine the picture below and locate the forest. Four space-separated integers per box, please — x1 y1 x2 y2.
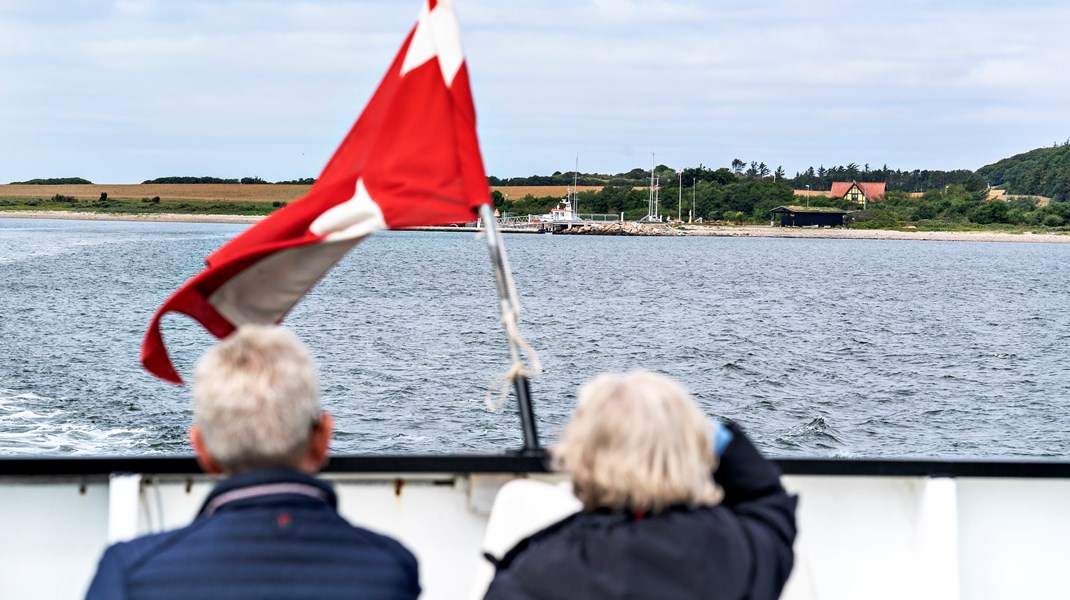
977 142 1070 202
494 143 1070 229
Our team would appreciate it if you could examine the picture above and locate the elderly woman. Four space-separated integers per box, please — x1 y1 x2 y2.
484 370 797 600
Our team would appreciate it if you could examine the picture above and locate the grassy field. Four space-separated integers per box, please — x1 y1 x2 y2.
0 183 610 218
0 183 604 216
0 194 279 216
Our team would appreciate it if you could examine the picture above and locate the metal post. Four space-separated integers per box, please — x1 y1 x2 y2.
512 376 539 453
479 204 540 453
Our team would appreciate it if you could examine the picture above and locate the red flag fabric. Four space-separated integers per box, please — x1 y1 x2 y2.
142 0 490 383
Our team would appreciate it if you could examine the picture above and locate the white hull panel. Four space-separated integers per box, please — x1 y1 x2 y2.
3 464 1069 599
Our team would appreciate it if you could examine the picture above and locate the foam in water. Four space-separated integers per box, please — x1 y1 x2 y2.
0 388 153 455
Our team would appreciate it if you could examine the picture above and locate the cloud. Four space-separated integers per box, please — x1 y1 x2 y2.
1 0 1069 182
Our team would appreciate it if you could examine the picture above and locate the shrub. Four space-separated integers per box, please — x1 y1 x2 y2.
1042 214 1064 227
10 177 92 184
968 200 1009 224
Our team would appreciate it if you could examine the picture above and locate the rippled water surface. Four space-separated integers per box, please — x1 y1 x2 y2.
1 218 1068 458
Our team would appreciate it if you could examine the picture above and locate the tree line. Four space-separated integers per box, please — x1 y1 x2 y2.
494 166 796 223
492 159 1069 229
977 142 1070 202
8 177 93 184
854 187 1070 229
140 176 315 185
491 141 1070 202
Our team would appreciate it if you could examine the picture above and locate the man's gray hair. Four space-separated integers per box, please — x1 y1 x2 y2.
193 325 321 472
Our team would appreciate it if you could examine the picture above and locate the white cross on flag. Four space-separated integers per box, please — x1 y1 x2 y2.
142 0 489 383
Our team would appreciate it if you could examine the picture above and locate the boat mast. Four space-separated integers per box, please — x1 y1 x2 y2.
648 153 655 220
573 154 579 216
678 169 682 222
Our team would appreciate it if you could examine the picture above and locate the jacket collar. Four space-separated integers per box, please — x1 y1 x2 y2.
198 469 337 517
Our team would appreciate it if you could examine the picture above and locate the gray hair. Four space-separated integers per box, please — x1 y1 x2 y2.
193 325 320 472
553 370 722 513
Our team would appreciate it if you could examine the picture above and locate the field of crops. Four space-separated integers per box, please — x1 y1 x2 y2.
0 183 609 203
0 184 311 202
490 185 604 199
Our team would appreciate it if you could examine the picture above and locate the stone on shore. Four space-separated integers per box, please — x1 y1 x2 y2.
556 222 683 236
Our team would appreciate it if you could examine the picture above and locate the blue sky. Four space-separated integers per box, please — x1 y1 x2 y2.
1 0 1068 183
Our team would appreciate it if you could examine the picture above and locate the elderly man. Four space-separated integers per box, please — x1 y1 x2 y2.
86 325 420 600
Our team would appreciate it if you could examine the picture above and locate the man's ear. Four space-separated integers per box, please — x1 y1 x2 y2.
303 412 333 473
190 424 224 475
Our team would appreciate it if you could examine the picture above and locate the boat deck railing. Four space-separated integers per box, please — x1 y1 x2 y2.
4 454 1069 600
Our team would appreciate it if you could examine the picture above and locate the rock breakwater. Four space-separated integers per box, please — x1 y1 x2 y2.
556 222 683 236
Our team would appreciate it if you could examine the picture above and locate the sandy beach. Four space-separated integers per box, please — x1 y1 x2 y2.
675 224 1070 244
0 210 264 224
2 210 1069 243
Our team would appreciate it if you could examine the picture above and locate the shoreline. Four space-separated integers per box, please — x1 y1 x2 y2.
0 210 264 224
2 210 1069 244
674 225 1070 244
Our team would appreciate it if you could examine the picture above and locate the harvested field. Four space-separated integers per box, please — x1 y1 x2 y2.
491 185 604 199
1 183 611 203
0 184 311 203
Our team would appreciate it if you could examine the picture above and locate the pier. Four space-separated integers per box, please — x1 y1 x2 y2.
410 213 625 234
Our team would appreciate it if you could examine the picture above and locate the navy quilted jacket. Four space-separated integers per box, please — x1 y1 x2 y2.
86 469 420 600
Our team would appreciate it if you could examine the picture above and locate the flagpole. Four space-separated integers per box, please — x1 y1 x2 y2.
479 204 541 454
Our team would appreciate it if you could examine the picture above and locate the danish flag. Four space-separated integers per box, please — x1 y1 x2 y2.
142 0 489 383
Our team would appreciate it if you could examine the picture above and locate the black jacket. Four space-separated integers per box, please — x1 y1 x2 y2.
86 469 420 600
484 422 797 600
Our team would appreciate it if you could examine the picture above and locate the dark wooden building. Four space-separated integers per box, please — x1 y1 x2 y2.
770 205 847 227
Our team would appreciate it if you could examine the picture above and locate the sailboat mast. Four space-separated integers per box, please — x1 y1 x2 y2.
649 153 655 219
573 154 579 216
678 169 682 221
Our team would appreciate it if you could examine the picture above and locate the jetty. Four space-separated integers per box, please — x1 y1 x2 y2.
411 216 683 236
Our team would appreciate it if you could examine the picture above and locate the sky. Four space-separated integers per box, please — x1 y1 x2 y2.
1 0 1068 183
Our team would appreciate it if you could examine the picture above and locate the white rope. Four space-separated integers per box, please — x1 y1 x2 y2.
484 297 542 412
476 211 542 411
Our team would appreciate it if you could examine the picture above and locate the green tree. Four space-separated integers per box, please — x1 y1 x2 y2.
968 200 1009 224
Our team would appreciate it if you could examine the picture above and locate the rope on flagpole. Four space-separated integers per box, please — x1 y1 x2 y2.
478 205 542 417
484 301 542 411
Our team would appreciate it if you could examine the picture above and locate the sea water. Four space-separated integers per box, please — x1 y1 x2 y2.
1 218 1068 458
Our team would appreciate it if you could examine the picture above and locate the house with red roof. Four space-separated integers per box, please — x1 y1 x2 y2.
830 181 885 205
